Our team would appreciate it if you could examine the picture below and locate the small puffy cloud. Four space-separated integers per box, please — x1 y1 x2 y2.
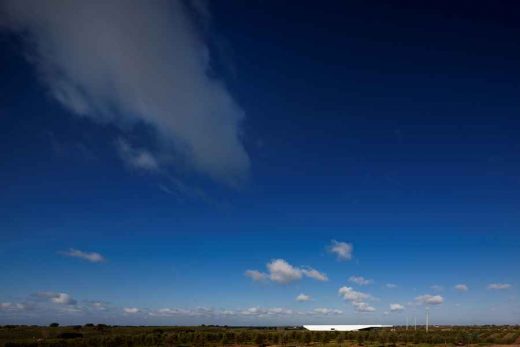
35 292 77 305
338 286 371 302
352 302 376 312
349 276 373 286
124 307 140 314
296 293 311 302
386 283 397 289
329 240 353 261
415 294 444 305
246 259 327 284
390 303 405 312
488 283 511 290
61 248 105 263
244 270 268 282
430 285 444 291
454 284 469 292
267 259 303 284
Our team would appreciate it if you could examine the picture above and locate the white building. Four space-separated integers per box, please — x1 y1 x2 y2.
303 325 392 331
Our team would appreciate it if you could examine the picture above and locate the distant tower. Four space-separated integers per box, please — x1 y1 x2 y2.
406 317 409 330
414 316 417 331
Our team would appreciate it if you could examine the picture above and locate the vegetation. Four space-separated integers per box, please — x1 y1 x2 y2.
1 325 519 347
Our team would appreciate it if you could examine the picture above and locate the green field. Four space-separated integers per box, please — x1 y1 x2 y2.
1 325 520 347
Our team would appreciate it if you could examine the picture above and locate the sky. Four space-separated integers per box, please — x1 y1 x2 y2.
0 0 519 326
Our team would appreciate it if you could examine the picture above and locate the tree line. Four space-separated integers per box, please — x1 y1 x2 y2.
1 325 519 347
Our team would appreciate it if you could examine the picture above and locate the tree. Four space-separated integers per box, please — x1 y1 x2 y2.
49 322 59 327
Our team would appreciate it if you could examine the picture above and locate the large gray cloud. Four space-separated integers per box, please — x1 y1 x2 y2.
0 0 249 184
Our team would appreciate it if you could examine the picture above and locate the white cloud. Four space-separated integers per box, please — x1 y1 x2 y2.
239 307 296 317
0 0 249 184
0 302 28 311
488 283 511 290
312 308 343 315
244 270 268 282
301 268 328 282
430 285 444 291
267 259 303 284
389 303 405 312
338 286 371 302
349 276 373 286
352 302 376 312
386 283 397 288
124 307 140 314
246 259 327 284
329 240 353 261
296 294 310 302
35 292 77 305
61 248 105 263
454 284 469 292
415 294 444 305
150 307 214 317
149 306 342 318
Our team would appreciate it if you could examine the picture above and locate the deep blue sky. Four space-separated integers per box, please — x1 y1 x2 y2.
0 0 519 325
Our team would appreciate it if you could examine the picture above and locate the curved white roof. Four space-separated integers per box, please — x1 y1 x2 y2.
303 325 392 331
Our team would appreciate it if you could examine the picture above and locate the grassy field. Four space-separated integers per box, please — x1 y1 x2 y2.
1 325 519 347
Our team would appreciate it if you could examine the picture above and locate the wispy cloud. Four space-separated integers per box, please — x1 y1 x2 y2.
244 270 268 282
386 283 397 288
60 248 105 263
352 302 375 312
349 276 373 286
0 0 249 184
0 302 30 312
246 259 327 284
123 307 140 314
149 306 343 318
301 268 328 282
116 139 159 172
329 240 353 261
488 283 511 290
312 308 343 315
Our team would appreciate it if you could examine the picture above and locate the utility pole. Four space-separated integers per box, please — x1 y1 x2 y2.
426 307 429 333
414 316 417 331
406 316 409 330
